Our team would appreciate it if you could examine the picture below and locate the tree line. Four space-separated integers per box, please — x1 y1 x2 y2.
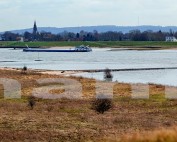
0 29 176 41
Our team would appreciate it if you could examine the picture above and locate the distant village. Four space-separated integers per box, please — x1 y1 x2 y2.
0 21 177 42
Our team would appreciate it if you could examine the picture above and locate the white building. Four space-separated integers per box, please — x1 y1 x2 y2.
165 36 177 42
20 37 24 42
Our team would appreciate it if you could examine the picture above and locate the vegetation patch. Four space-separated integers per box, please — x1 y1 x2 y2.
1 41 177 48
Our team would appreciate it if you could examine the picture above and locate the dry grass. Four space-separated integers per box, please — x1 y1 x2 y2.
101 127 177 142
121 127 177 142
0 69 177 141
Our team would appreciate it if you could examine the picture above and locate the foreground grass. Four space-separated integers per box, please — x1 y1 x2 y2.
119 127 177 142
0 41 177 48
1 69 177 141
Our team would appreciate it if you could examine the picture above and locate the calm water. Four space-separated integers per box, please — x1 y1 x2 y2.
1 48 177 86
74 69 177 86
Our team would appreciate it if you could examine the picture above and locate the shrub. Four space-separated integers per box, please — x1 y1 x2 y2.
92 97 113 114
28 96 36 110
21 65 28 74
104 68 113 81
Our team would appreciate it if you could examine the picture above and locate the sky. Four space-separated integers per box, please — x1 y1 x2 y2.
0 0 177 31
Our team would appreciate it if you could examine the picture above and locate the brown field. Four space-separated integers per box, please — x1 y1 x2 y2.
0 69 177 141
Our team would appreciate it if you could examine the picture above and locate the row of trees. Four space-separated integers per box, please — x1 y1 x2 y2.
0 30 176 41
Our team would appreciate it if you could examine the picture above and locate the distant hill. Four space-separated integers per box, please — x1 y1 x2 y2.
3 25 177 34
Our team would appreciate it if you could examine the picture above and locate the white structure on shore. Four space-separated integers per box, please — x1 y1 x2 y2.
165 36 177 42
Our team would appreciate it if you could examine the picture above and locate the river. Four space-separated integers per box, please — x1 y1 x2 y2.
1 48 177 86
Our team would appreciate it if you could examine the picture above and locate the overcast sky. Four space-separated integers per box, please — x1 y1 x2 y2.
0 0 177 31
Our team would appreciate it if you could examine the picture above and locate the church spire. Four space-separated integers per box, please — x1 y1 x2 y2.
33 21 37 34
33 21 38 41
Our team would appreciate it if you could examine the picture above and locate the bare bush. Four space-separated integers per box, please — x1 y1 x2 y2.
92 97 113 114
21 65 28 74
28 96 36 110
104 68 113 81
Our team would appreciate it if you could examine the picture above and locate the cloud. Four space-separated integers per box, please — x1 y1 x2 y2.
0 0 177 31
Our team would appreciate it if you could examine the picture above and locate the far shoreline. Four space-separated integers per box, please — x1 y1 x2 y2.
1 45 177 51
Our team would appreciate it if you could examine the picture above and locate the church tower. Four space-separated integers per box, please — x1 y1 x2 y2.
33 21 38 41
33 21 37 34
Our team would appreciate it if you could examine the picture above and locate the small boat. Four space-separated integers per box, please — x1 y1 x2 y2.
23 45 92 52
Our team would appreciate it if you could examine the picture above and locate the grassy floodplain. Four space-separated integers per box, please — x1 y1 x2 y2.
0 69 177 141
0 41 177 48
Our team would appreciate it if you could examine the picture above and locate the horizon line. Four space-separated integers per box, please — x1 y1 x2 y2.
2 24 177 33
